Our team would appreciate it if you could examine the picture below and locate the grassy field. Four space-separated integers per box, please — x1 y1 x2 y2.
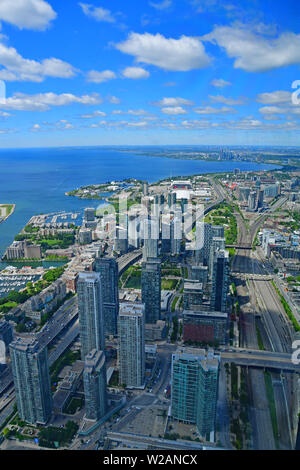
161 278 179 290
205 202 238 245
125 269 141 289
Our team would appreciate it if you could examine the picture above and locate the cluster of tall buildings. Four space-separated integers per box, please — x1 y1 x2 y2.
113 187 184 257
7 187 225 440
238 181 280 212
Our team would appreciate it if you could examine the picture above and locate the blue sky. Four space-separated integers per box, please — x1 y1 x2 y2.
0 0 299 147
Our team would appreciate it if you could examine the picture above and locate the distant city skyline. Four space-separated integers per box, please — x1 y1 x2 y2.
0 0 299 147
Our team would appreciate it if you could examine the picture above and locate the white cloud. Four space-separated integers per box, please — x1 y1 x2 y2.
116 32 211 71
122 66 149 79
108 96 120 104
222 118 262 130
128 109 149 116
209 95 245 105
0 41 76 82
31 123 41 131
149 0 172 10
80 110 107 119
211 78 232 88
259 106 287 115
86 119 154 130
0 92 101 111
0 127 16 134
161 106 188 115
194 106 235 114
181 119 210 129
203 24 300 72
127 121 149 127
87 70 116 83
79 3 115 23
0 0 56 30
112 109 150 116
154 97 194 107
258 103 300 121
256 90 292 105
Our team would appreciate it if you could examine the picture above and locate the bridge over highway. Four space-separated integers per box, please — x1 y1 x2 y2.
107 431 223 450
117 249 142 275
220 348 299 373
226 244 252 250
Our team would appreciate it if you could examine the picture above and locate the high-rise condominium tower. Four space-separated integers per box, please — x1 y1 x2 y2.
77 272 105 360
94 257 119 336
210 249 230 313
83 349 107 422
10 337 53 425
141 258 161 324
171 348 220 438
118 303 145 388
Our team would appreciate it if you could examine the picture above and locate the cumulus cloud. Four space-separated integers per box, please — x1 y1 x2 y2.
0 0 56 30
86 70 116 83
256 90 292 105
194 106 235 114
211 78 232 88
0 41 76 82
180 119 211 129
0 92 101 111
86 119 155 130
203 24 300 72
161 106 188 115
122 66 149 79
30 123 41 131
111 109 152 118
108 96 121 104
116 32 211 71
80 110 107 119
0 110 10 117
209 95 245 105
259 106 287 115
154 97 194 107
149 0 172 10
0 127 16 134
79 3 115 23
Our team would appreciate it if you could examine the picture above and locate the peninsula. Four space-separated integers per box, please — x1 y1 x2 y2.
0 204 15 225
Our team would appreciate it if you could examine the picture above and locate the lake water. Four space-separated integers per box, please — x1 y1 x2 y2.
0 146 280 258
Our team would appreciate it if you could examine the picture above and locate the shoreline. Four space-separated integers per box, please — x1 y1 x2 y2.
0 204 15 225
64 165 282 201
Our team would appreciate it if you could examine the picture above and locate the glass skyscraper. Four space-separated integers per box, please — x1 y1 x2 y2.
77 272 105 360
143 217 159 262
141 258 161 324
210 249 230 313
118 303 145 389
83 349 107 422
10 337 53 425
171 348 220 438
93 257 119 336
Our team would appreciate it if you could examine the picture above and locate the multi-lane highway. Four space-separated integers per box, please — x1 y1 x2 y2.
231 203 296 450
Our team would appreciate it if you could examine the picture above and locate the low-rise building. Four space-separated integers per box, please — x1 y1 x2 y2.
183 309 228 345
23 279 67 322
145 320 167 341
183 280 203 310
